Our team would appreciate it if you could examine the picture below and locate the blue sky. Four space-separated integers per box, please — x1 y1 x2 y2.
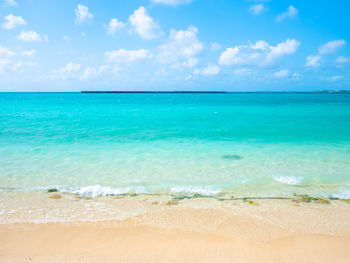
0 0 349 91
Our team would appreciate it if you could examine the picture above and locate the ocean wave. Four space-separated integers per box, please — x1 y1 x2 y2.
170 186 221 196
73 185 132 197
55 184 222 197
273 176 303 185
330 188 350 199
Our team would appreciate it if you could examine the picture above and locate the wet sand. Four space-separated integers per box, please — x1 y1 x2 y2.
1 195 350 262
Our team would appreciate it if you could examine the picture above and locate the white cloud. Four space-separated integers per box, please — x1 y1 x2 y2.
273 69 289 78
56 63 109 80
249 4 265 15
81 65 109 80
211 42 222 51
306 40 346 68
63 36 70 41
105 49 152 63
151 0 193 6
305 55 321 68
2 14 26 29
0 45 29 74
21 49 35 57
194 64 220 76
0 45 15 73
276 5 298 22
17 30 46 42
218 47 239 66
0 45 16 57
335 56 349 64
4 0 18 6
318 40 346 55
181 57 198 68
325 75 343 82
75 4 93 24
105 18 125 35
129 7 163 40
157 26 203 68
58 62 81 74
0 58 10 74
219 39 300 67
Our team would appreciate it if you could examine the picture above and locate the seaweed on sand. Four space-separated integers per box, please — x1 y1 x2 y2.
292 194 330 204
49 194 61 199
165 200 179 206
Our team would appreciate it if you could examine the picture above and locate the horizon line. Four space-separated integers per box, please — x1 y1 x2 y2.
81 90 350 94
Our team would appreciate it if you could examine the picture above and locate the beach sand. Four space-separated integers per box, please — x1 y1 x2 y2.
1 194 350 262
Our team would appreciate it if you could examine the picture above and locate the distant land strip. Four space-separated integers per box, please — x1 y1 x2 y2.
81 91 228 93
81 90 350 94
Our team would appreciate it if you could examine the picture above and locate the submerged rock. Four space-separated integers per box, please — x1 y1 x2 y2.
222 154 243 160
315 199 330 204
49 194 61 199
165 200 179 206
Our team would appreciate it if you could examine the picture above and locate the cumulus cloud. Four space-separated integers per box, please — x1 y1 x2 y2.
129 6 163 40
2 14 26 29
21 49 36 57
75 4 93 24
105 18 125 35
16 30 46 42
305 55 321 68
4 0 18 6
249 4 265 15
318 40 346 55
0 45 28 74
194 64 220 76
306 40 346 68
276 5 298 22
151 0 193 6
325 75 343 82
219 39 300 67
0 45 16 57
273 69 289 78
105 49 152 63
335 56 349 64
81 66 109 80
157 26 203 68
58 62 81 75
56 63 108 80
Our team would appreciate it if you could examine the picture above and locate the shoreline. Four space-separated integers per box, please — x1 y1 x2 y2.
1 197 350 262
1 191 350 223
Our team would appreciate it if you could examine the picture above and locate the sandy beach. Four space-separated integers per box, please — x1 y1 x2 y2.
1 194 350 262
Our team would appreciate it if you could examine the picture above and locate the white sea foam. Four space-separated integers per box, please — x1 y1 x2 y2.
52 184 223 197
170 186 221 196
73 185 131 197
273 176 303 185
331 188 350 199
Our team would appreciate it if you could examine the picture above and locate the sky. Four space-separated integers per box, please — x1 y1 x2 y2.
0 0 349 91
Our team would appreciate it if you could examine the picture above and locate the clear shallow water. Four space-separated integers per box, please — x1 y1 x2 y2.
1 92 350 198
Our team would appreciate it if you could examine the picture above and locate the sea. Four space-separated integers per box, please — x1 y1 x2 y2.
1 92 350 199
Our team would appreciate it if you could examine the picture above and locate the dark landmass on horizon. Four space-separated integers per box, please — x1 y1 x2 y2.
81 90 350 94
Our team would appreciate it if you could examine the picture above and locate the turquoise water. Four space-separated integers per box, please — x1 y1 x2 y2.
1 92 350 198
